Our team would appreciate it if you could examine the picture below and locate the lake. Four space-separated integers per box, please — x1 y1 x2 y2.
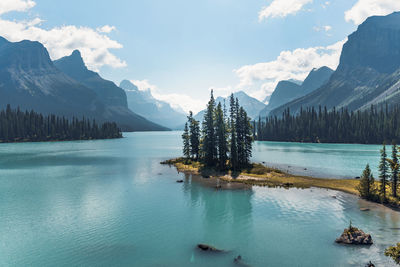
0 132 399 266
253 141 385 179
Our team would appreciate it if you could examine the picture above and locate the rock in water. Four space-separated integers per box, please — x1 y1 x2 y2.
335 227 373 245
197 244 224 252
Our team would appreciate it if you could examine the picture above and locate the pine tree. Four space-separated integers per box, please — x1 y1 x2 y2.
243 109 253 166
182 122 190 159
188 111 200 160
357 164 376 200
379 143 389 201
388 143 399 198
215 103 228 170
202 90 216 166
229 94 238 170
236 106 245 167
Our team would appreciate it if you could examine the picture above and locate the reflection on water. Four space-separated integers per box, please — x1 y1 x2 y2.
0 132 399 266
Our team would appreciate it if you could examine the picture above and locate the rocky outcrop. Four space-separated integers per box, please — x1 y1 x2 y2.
335 227 373 245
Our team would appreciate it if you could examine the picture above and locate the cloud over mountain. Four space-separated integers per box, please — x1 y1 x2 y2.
345 0 400 25
0 0 125 71
234 39 345 101
130 79 204 114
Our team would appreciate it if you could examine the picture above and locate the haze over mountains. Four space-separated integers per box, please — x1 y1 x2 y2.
119 80 187 129
270 12 400 117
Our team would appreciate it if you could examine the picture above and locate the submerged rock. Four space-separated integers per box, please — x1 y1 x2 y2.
197 244 224 252
176 180 184 183
365 261 375 267
335 226 373 245
233 255 251 266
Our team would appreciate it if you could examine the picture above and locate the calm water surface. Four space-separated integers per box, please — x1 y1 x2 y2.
0 132 399 266
253 141 384 178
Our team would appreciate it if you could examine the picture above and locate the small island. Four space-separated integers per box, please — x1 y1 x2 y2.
163 92 400 212
335 221 373 245
0 105 122 143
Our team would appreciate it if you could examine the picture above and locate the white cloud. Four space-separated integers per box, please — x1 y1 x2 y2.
130 79 157 92
0 0 35 15
259 0 313 21
323 25 332 31
97 25 116 33
345 0 400 25
313 25 332 32
0 1 126 71
131 80 204 114
234 39 345 100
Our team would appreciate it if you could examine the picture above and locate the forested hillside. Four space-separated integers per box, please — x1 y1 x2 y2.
0 105 122 143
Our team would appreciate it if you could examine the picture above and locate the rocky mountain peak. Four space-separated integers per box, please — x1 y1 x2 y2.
338 12 400 74
120 80 139 91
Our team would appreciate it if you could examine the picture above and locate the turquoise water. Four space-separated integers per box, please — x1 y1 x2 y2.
253 141 384 178
0 132 399 266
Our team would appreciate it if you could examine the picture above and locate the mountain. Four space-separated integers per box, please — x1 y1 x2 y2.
54 50 167 131
0 38 103 119
270 12 400 116
259 67 333 117
194 91 266 122
119 80 187 129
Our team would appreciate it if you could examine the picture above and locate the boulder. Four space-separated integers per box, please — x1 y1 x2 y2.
335 227 373 245
197 244 224 252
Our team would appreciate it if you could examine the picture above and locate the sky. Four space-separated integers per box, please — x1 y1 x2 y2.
1 0 400 113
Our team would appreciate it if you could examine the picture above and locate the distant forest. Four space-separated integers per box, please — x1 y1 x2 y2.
255 105 400 144
0 105 122 143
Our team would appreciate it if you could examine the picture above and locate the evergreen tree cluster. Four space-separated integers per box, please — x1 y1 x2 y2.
0 105 122 143
358 143 400 203
256 105 400 144
182 91 253 170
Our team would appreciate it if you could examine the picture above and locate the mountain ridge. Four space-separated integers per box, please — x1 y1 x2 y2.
270 12 400 117
0 37 167 131
119 80 187 129
259 66 333 117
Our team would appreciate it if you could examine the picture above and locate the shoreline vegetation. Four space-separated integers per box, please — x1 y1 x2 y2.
0 105 122 143
161 157 359 194
161 157 400 211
